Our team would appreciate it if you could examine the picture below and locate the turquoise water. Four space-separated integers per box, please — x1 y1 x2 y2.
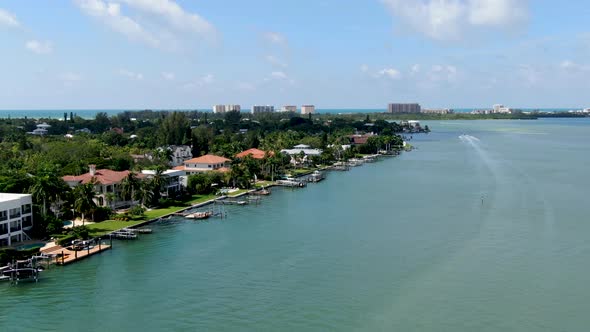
1 118 590 331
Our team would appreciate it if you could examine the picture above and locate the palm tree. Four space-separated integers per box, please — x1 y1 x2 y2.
120 172 140 202
73 183 96 225
134 180 154 209
104 192 116 209
29 174 69 216
150 166 168 200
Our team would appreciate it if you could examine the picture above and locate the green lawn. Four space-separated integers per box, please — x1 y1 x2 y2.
87 194 217 237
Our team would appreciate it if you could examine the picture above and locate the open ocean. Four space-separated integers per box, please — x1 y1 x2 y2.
0 108 580 119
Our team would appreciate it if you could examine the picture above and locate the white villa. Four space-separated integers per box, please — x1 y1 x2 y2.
0 193 33 247
63 165 145 209
173 154 231 175
281 144 323 166
141 169 187 196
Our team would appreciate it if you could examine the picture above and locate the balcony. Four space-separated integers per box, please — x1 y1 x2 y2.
9 212 21 219
10 226 21 233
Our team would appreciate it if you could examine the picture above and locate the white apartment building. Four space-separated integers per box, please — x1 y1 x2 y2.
213 105 226 114
280 105 297 112
493 104 512 114
0 193 34 247
301 105 315 115
226 104 241 112
252 105 275 114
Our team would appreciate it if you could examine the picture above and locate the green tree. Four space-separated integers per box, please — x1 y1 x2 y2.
159 112 189 146
73 183 97 225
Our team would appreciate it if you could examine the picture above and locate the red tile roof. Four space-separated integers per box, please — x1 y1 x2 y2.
235 148 273 159
184 154 230 164
172 165 186 171
63 169 141 185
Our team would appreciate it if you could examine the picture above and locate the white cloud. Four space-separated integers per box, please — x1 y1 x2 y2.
270 71 288 80
265 55 287 67
75 0 160 47
375 68 402 80
263 31 287 46
182 74 214 90
560 60 590 72
468 0 527 26
120 0 216 38
162 71 175 80
25 40 53 54
119 69 144 80
381 0 528 41
360 64 369 73
411 64 421 74
429 65 457 82
0 8 19 27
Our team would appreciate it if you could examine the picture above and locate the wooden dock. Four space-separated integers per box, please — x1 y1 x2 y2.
42 242 111 266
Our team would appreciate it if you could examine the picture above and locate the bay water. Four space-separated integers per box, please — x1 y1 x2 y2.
1 118 590 331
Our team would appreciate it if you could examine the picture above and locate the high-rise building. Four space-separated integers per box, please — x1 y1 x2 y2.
301 105 315 115
226 104 241 112
280 105 297 112
251 105 275 114
387 103 421 113
212 105 226 114
0 193 34 247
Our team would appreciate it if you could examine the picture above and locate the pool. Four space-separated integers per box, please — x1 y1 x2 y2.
16 242 46 251
63 220 73 226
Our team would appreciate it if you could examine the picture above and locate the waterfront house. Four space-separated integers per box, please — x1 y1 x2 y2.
63 165 145 209
0 193 33 247
141 169 187 197
173 154 231 175
235 148 273 160
348 133 376 145
280 144 323 166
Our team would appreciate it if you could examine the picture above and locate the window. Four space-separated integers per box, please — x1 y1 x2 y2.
0 210 7 221
0 223 8 235
9 208 20 219
22 216 33 228
22 204 32 214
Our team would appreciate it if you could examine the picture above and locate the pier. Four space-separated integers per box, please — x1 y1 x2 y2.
41 240 111 266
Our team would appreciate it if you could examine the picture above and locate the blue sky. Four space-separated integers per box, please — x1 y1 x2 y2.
0 0 589 109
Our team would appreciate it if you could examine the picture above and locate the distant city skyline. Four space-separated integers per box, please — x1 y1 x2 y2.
1 0 589 109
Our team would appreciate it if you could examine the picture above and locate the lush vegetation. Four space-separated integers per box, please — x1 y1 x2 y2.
0 110 410 243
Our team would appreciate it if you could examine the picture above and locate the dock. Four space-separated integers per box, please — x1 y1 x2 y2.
41 241 111 266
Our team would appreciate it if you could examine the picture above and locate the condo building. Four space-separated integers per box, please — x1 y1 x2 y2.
388 103 422 113
0 193 34 247
251 105 275 114
301 105 315 115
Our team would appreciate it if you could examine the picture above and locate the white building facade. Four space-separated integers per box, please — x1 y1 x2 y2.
213 105 226 114
301 105 315 115
226 104 241 112
280 105 297 112
0 194 34 247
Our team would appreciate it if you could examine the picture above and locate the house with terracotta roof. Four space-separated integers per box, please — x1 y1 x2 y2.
235 148 273 160
173 154 231 174
63 165 144 208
